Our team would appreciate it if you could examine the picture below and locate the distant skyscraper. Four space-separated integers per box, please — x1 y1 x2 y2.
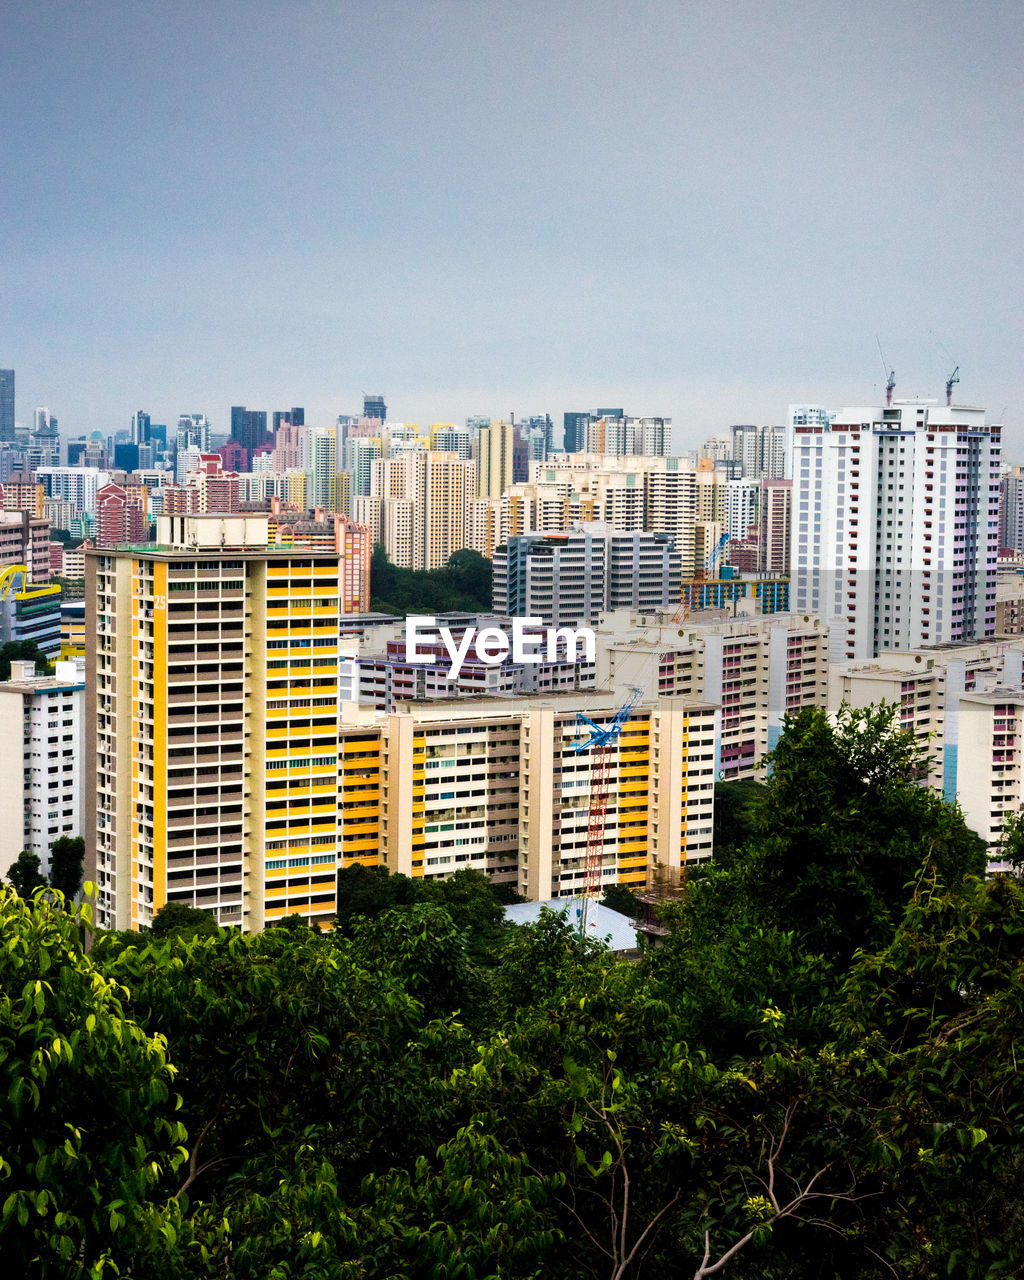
345 437 382 497
273 407 305 433
512 422 530 482
563 412 591 454
113 443 140 472
0 371 14 443
1001 467 1024 553
230 406 269 458
131 411 151 446
429 424 473 459
758 479 792 574
731 424 786 480
306 426 339 510
33 408 57 437
176 415 211 453
28 409 60 470
584 415 670 457
522 414 554 457
363 395 386 422
477 420 515 498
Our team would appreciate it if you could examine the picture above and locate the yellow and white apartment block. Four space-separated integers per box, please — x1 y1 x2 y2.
340 693 716 901
86 516 376 933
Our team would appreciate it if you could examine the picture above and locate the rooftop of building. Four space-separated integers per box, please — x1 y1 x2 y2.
504 899 640 952
340 687 717 725
960 686 1024 705
595 609 823 640
87 543 343 559
0 659 85 693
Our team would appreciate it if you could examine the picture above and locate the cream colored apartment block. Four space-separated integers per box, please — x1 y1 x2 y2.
382 499 416 568
466 497 505 560
996 572 1024 636
957 688 1024 860
476 420 515 499
828 642 1024 798
352 495 382 546
370 451 474 570
595 611 829 779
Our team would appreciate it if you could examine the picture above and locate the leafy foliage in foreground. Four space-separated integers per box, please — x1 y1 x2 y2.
2 706 1023 1278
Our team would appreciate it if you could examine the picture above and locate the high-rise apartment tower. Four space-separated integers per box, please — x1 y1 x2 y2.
790 402 1000 661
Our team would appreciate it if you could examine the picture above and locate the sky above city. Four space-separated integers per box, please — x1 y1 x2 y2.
2 0 1022 452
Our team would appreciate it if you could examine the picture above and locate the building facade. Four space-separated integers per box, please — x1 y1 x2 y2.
493 523 681 626
791 402 1000 661
596 609 829 779
0 659 85 880
86 515 373 932
364 450 475 571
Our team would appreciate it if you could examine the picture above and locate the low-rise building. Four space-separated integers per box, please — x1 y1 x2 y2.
996 571 1024 636
0 658 85 880
353 614 596 712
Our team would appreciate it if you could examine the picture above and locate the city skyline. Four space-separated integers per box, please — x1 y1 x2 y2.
2 0 1021 451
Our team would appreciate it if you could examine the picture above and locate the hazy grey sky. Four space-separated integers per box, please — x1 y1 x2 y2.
2 0 1022 451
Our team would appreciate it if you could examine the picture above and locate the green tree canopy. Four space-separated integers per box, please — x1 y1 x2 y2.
0 887 185 1275
7 850 46 898
6 702 1022 1278
739 703 986 960
48 836 85 903
369 545 493 615
149 902 220 938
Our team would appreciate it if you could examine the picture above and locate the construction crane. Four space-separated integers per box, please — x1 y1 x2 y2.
876 337 895 406
571 686 644 935
946 365 960 406
675 532 730 624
